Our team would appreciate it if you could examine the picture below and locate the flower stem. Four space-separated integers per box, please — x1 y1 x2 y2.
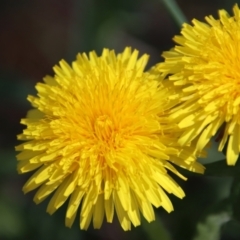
161 0 188 27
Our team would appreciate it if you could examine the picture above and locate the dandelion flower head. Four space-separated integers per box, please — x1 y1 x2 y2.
157 4 240 165
16 47 204 231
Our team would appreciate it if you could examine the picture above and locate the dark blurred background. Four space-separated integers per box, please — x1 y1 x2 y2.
0 0 238 239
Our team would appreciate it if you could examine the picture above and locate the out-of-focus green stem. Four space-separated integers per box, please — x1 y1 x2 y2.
161 0 188 27
142 215 171 240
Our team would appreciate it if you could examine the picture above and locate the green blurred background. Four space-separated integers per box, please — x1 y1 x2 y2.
0 0 238 239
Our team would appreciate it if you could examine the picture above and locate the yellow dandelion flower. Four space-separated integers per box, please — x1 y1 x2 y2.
16 47 204 231
157 4 240 165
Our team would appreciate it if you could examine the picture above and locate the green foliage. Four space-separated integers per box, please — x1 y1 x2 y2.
204 160 240 177
221 220 240 240
194 212 230 240
0 197 26 239
231 177 240 223
142 215 171 240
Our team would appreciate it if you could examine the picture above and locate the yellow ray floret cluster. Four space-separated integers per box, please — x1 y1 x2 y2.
16 47 204 230
157 4 240 165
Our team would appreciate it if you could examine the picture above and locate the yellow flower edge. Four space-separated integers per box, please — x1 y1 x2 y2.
16 47 204 230
157 4 240 165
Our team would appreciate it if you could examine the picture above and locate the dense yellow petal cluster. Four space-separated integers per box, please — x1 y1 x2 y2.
157 4 240 165
16 47 204 230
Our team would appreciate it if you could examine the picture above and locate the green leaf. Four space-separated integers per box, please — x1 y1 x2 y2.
204 160 240 177
221 220 240 240
230 177 240 222
193 212 230 240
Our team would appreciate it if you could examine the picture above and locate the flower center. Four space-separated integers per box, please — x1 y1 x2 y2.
94 115 114 141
